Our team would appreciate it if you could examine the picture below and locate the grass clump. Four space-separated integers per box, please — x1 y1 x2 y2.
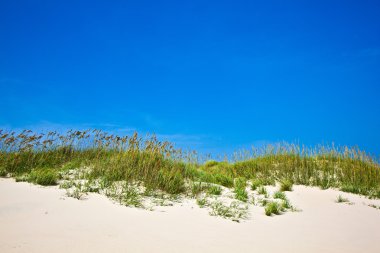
28 168 58 186
0 167 7 177
214 174 234 188
273 191 287 200
119 183 143 207
257 186 268 197
234 187 248 202
234 177 248 202
336 195 349 203
265 201 281 216
209 201 248 222
280 179 293 191
251 178 263 190
196 197 208 208
190 181 208 197
208 185 222 195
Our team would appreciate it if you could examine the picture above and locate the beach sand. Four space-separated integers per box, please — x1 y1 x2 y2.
1 178 379 253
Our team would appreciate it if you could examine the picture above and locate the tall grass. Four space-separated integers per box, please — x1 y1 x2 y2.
0 129 379 199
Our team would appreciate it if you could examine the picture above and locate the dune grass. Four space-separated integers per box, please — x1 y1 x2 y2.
265 201 281 216
336 195 350 203
0 129 379 220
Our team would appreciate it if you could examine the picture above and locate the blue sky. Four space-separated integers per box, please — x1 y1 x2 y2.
1 1 379 156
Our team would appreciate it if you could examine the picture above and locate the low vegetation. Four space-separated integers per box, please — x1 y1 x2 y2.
336 195 350 203
265 201 281 216
0 129 379 221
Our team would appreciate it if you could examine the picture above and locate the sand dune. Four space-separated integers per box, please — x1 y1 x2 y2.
1 178 379 253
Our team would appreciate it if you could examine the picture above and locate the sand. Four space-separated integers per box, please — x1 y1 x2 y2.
1 178 380 253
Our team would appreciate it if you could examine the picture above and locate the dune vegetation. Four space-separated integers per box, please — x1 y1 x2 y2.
0 129 379 221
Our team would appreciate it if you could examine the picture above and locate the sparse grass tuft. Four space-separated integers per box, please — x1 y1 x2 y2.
257 186 268 197
336 195 349 203
273 191 287 200
190 181 208 197
209 201 248 222
196 197 208 208
368 204 380 210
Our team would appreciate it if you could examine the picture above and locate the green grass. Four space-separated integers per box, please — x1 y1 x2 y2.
336 195 350 203
280 179 293 191
1 129 380 220
209 201 248 222
0 166 7 177
190 181 208 197
28 168 59 186
196 197 208 208
234 187 248 202
257 186 268 197
250 178 263 190
234 177 248 202
273 191 287 200
265 201 281 216
208 185 222 195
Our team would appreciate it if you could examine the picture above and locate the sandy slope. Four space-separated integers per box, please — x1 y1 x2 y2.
1 178 379 253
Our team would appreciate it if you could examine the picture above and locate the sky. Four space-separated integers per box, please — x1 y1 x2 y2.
1 0 379 156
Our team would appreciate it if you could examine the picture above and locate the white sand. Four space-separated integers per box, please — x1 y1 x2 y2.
1 178 380 253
